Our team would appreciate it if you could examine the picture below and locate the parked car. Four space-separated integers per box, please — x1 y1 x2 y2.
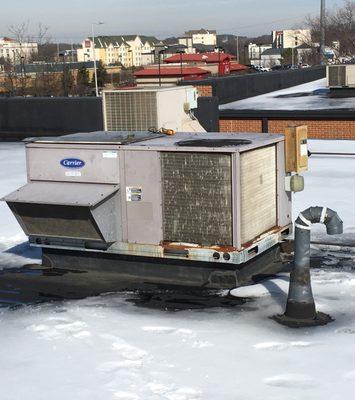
271 65 283 71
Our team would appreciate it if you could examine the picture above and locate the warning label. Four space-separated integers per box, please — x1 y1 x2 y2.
126 186 142 202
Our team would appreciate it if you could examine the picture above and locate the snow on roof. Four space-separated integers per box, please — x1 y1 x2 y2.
221 78 355 111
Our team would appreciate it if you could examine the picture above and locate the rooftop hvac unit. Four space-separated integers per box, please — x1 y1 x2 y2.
327 64 355 88
103 86 201 132
3 131 295 289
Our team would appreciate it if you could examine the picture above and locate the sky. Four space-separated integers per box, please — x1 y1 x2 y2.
0 0 346 43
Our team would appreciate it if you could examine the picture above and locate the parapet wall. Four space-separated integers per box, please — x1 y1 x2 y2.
0 97 103 140
219 110 355 139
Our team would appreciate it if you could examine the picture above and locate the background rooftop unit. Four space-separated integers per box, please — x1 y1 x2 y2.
102 86 201 133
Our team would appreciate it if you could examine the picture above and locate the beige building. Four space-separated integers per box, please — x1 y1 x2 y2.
177 36 195 54
77 35 158 67
248 43 272 66
272 29 311 49
184 29 217 46
0 37 38 64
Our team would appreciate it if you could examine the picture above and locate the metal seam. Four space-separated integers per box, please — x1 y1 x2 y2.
299 213 312 226
320 207 327 223
295 223 311 230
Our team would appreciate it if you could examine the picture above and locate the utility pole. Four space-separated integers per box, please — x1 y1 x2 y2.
236 35 239 63
176 49 185 81
158 47 167 87
71 42 74 63
320 0 326 63
92 22 104 97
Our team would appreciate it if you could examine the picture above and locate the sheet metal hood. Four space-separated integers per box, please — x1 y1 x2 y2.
3 181 120 244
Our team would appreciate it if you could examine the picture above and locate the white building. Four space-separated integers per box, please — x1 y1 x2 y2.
77 35 158 68
272 29 311 49
248 43 272 66
184 29 217 46
0 37 38 64
260 48 282 68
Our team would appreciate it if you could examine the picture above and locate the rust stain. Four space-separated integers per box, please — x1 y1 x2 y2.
240 226 282 249
161 241 237 252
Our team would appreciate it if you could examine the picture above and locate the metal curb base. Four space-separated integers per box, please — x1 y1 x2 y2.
271 311 334 328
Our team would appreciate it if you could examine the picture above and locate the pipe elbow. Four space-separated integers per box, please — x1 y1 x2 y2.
324 210 343 235
296 206 343 235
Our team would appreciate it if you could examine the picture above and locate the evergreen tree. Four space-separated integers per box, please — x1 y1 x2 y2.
77 65 89 87
92 61 108 88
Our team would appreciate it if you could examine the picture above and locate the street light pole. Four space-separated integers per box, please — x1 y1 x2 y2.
320 0 326 63
236 35 239 63
158 51 161 87
158 47 167 87
176 49 185 81
91 22 104 96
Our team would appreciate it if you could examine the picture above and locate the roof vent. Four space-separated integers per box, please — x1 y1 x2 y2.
176 139 252 147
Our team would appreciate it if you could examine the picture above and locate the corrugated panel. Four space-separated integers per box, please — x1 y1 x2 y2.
161 152 232 246
240 146 277 244
328 66 346 86
104 92 158 131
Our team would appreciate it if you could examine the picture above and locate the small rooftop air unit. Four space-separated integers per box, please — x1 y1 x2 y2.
103 86 201 132
327 64 355 88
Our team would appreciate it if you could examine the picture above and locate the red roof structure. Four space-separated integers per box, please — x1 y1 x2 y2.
1 37 16 42
134 67 210 78
163 52 236 64
229 62 248 72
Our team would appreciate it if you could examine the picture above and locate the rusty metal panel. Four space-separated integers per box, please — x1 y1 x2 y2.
240 145 277 244
161 152 232 246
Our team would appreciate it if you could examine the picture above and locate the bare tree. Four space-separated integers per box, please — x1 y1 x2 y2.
306 0 355 57
8 21 31 43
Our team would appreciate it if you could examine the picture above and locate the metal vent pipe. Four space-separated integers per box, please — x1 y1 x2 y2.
274 206 343 327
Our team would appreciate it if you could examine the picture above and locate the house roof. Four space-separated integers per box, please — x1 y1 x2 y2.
164 52 235 64
134 67 210 77
193 44 216 53
94 36 126 47
261 48 282 56
164 44 188 53
185 29 217 35
93 35 159 48
296 43 313 50
1 37 16 42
